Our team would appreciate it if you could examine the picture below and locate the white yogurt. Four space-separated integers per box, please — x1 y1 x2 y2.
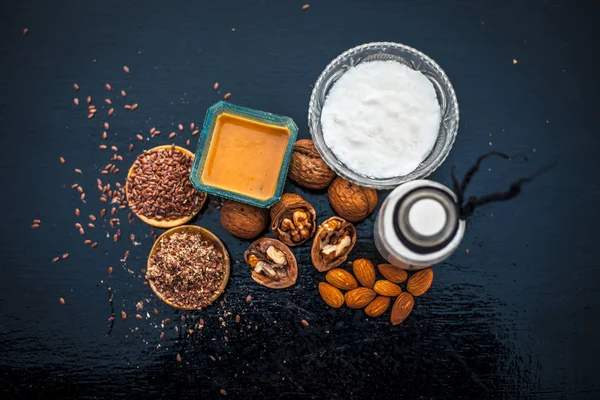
321 60 441 179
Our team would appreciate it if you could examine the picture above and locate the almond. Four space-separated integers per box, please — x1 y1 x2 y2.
406 268 434 297
326 268 358 290
318 282 344 308
364 296 390 318
352 259 375 288
378 263 408 283
344 287 376 309
390 292 414 325
373 280 402 297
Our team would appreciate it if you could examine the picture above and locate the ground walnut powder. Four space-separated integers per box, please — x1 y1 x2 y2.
147 231 226 309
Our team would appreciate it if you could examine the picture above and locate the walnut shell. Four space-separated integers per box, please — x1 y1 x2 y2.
311 216 357 272
220 201 268 239
288 139 336 190
244 238 298 289
327 177 378 223
270 193 317 246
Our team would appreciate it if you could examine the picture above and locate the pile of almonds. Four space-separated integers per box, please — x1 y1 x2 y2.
318 259 434 325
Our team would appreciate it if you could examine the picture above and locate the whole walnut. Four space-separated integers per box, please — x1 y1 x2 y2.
220 200 269 239
288 139 336 190
328 177 378 223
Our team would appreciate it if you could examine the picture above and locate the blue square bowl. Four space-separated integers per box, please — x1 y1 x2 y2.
189 101 298 208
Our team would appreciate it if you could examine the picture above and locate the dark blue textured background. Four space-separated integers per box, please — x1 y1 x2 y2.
1 0 598 399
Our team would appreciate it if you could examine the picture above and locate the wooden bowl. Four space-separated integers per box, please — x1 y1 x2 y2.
147 225 231 311
125 145 207 228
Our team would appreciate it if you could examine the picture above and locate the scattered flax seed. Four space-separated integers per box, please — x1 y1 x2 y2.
190 122 195 130
89 214 96 221
23 28 29 36
169 132 176 139
73 98 79 105
77 186 83 193
80 193 86 201
213 82 219 90
104 122 110 130
192 130 199 136
160 332 165 339
71 183 78 189
52 257 60 263
302 4 310 11
131 103 138 110
89 109 97 114
129 144 134 152
209 355 216 361
87 113 94 119
220 389 227 396
32 224 40 229
178 124 184 131
79 227 85 235
235 315 240 323
465 249 470 254
101 170 108 175
111 207 116 215
104 98 112 105
73 83 80 91
99 144 107 149
301 319 309 326
62 253 69 259
86 96 91 104
101 209 106 217
113 234 119 242
123 65 130 73
75 168 82 174
102 131 107 140
108 108 114 116
105 83 112 91
75 208 80 216
153 308 159 315
121 311 127 319
186 139 190 146
223 93 231 100
111 145 118 152
150 127 156 134
176 354 182 362
130 234 135 242
124 104 132 110
59 157 66 164
136 134 143 141
121 90 127 97
91 242 98 248
246 295 252 302
84 239 92 245
59 297 66 305
75 223 82 229
88 223 95 229
136 314 142 319
33 219 41 224
512 58 518 65
108 266 113 275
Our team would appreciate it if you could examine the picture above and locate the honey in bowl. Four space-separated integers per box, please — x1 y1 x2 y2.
190 102 298 208
200 113 290 201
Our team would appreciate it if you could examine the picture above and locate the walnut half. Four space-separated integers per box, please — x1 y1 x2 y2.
244 238 298 289
270 193 317 246
311 216 357 272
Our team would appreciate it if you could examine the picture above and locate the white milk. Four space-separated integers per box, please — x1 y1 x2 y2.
321 61 441 179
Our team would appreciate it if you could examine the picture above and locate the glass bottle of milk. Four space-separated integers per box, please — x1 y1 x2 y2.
374 180 466 270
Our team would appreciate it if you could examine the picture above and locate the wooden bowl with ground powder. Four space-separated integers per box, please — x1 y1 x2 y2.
146 225 230 310
126 145 207 228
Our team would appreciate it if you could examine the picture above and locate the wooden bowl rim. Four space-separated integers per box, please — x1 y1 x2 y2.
147 224 231 311
125 145 205 228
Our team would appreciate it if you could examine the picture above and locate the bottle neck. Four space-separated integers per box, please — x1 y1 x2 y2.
392 186 459 255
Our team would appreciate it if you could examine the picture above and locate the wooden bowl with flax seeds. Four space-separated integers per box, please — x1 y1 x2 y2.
146 225 230 310
126 145 207 228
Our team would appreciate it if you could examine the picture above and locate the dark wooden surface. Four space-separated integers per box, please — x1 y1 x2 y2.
1 0 599 399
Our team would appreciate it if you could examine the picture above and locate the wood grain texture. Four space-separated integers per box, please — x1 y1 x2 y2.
0 0 599 398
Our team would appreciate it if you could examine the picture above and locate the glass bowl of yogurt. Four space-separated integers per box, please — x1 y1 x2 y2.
308 42 459 189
